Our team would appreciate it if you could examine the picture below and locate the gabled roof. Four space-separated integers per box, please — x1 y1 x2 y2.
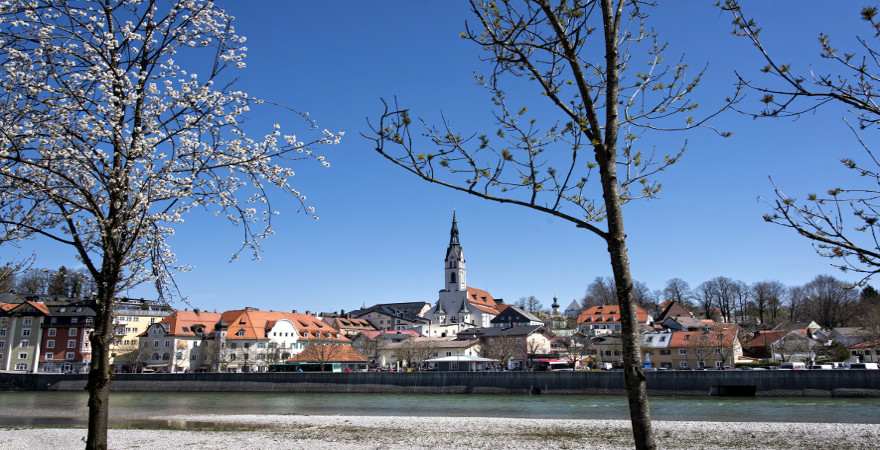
158 310 222 337
467 287 497 308
325 317 376 331
490 305 544 325
7 300 50 316
669 324 739 348
288 344 367 363
220 309 348 342
576 304 650 325
351 302 431 323
657 301 694 321
0 303 16 312
741 330 789 349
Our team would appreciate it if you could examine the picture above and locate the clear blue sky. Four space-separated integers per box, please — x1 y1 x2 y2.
2 2 871 311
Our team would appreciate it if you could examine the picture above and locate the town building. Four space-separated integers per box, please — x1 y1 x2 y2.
458 325 553 370
376 337 481 369
283 343 368 372
139 309 222 373
576 304 652 335
0 300 50 373
110 298 173 372
350 302 430 331
214 308 348 373
323 316 377 337
350 329 419 366
849 340 880 363
490 305 544 328
661 325 743 369
39 304 96 373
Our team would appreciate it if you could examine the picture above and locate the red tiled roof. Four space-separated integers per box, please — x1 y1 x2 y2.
467 287 499 314
669 325 739 348
0 303 15 312
288 344 367 363
741 330 788 349
221 309 349 342
576 304 649 324
7 301 50 315
159 310 222 337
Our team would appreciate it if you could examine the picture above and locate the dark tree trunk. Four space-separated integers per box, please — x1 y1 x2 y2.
597 0 655 447
86 274 117 450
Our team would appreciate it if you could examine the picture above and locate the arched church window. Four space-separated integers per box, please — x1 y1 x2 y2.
450 272 457 283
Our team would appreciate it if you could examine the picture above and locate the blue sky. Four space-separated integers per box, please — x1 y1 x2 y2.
3 2 872 311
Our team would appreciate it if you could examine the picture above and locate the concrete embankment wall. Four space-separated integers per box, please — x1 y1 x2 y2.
1 371 878 397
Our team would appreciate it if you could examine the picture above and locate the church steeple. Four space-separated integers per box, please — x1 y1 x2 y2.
444 211 466 292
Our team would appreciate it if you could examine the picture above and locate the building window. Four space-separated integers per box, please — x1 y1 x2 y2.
45 352 54 360
50 317 57 324
66 352 75 361
18 352 28 359
48 328 57 337
67 340 76 349
85 318 93 325
678 349 687 355
0 328 5 337
71 318 78 324
0 341 4 349
68 328 77 337
152 353 160 360
47 340 55 349
20 340 28 348
14 363 26 371
153 340 159 348
679 361 689 369
21 328 30 337
23 318 32 327
236 330 245 337
162 353 170 361
715 361 723 368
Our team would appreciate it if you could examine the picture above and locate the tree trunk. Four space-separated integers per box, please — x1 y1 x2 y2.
596 0 655 448
86 278 117 450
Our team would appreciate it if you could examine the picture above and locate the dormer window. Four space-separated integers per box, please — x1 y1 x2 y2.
235 329 245 337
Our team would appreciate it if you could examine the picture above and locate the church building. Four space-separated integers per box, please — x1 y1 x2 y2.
420 213 500 337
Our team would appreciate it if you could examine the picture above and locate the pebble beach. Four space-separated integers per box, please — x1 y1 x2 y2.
2 414 879 449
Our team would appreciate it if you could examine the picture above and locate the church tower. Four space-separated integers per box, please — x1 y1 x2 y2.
444 211 467 292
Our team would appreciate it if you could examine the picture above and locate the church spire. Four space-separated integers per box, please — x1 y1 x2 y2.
449 210 460 246
444 210 466 292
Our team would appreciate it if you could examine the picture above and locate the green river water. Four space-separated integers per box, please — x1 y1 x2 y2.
0 392 878 427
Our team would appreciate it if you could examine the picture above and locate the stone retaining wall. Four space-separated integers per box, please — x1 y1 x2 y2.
1 370 878 396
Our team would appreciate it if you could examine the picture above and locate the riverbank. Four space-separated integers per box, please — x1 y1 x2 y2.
1 415 878 449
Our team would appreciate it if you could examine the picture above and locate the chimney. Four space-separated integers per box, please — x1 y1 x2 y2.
305 310 311 316
194 308 200 315
292 309 297 314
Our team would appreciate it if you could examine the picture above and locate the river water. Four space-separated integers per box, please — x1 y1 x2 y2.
1 392 879 427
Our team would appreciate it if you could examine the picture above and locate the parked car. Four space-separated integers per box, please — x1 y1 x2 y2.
778 362 806 370
808 364 833 370
849 363 879 370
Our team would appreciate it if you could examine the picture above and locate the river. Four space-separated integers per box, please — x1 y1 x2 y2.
1 391 879 427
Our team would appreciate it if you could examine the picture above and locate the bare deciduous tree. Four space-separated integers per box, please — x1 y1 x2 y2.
365 2 735 446
662 278 693 306
0 2 338 448
722 2 880 282
752 280 786 326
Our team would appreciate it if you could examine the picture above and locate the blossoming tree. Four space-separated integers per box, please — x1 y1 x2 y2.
0 1 340 448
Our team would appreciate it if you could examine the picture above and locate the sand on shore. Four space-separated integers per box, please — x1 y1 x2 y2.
1 414 878 449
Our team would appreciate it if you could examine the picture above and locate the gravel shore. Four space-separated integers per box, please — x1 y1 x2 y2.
1 415 878 449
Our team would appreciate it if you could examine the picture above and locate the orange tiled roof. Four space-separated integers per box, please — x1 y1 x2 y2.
6 300 50 315
159 310 222 337
221 309 349 342
576 304 649 324
670 325 739 348
327 317 376 331
0 303 15 312
288 343 367 363
741 330 788 349
467 286 499 314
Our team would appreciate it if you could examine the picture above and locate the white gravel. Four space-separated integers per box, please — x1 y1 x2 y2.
1 415 878 449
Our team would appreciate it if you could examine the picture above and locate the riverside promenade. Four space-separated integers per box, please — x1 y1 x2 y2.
2 370 879 397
